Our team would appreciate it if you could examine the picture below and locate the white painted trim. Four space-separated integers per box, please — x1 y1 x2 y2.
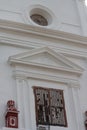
0 20 87 59
72 87 84 130
0 9 22 14
13 70 80 87
8 46 83 130
9 59 83 76
16 79 24 128
61 22 80 27
8 47 83 87
22 4 61 29
8 47 84 76
0 19 87 46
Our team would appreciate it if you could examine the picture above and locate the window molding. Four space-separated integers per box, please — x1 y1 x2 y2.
8 47 84 130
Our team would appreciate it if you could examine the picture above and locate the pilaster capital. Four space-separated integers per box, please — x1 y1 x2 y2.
67 81 80 88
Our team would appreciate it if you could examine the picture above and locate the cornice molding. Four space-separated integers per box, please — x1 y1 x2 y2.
0 19 86 44
8 46 84 77
13 70 80 87
0 20 87 59
8 46 83 87
9 58 83 76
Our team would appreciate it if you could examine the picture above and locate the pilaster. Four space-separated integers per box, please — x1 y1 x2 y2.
76 0 87 36
15 76 32 130
16 78 24 128
68 82 84 130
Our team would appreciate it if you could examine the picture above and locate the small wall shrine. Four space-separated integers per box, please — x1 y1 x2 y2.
5 100 19 128
33 87 67 127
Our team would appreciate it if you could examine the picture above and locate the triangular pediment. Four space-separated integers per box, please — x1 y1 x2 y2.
8 47 83 73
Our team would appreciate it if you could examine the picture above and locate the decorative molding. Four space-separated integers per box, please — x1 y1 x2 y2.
7 47 83 130
8 47 84 76
0 20 87 59
71 87 84 130
62 22 80 27
22 4 59 28
67 82 80 88
0 9 22 14
0 19 86 44
8 47 83 87
13 70 80 87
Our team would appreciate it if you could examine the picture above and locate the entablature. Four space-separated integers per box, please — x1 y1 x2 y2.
0 20 87 59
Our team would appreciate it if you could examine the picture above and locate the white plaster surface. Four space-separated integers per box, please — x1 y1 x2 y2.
0 0 87 130
0 0 82 35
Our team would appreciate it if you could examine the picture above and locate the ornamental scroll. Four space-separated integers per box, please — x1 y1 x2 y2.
33 87 67 127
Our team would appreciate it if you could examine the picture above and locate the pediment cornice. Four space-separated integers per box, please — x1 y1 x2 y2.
8 47 84 76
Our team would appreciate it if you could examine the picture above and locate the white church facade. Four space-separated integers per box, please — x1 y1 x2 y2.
0 0 87 130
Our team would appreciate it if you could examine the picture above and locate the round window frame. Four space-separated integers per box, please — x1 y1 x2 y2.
23 4 60 29
29 7 53 27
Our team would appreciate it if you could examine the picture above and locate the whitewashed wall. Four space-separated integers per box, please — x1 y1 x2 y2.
0 45 28 128
0 0 87 130
0 0 82 35
0 43 86 130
